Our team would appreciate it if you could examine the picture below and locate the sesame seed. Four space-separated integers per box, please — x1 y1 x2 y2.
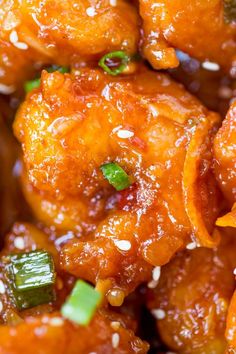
86 7 97 17
233 268 236 275
0 301 3 313
0 280 5 294
152 266 161 282
9 30 18 43
13 42 28 50
117 129 134 139
0 83 15 94
112 333 120 348
186 241 197 250
147 280 158 289
49 317 64 326
109 0 117 6
151 309 166 320
202 61 220 71
14 237 25 250
110 321 121 331
114 240 131 251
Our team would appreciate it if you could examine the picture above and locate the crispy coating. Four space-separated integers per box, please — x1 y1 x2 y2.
14 68 221 299
146 235 236 354
0 0 139 91
226 290 236 351
0 311 149 354
214 101 236 205
139 0 236 71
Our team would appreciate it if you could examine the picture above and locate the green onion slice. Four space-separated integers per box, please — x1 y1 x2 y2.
100 162 131 191
24 78 41 93
61 280 102 325
24 65 70 93
4 250 55 310
224 0 236 23
98 51 130 76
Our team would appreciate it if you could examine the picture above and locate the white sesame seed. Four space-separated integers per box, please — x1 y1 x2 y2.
49 317 64 326
0 301 3 313
112 333 120 349
186 241 197 250
86 7 97 17
0 280 5 294
152 266 161 282
109 0 117 6
13 42 28 50
151 309 166 320
14 237 25 250
147 280 158 289
0 83 15 94
117 129 134 139
233 268 236 275
202 61 220 71
110 321 121 331
9 30 18 43
114 240 131 251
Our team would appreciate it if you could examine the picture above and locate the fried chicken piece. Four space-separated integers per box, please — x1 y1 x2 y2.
14 67 221 301
213 101 236 205
0 0 139 92
139 0 236 72
146 234 236 354
0 310 149 354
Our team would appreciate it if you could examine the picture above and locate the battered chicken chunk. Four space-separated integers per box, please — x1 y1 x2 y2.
0 222 149 354
140 0 236 71
214 101 236 205
146 234 236 354
0 0 139 91
14 67 221 301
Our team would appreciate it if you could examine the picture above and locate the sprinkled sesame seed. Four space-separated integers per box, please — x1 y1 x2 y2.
0 280 5 294
151 309 166 320
110 321 121 331
114 240 131 251
0 301 3 313
13 42 28 50
9 30 18 43
109 0 117 6
147 280 158 289
117 129 134 139
112 333 120 349
152 266 161 282
86 7 97 17
49 317 64 326
0 83 15 94
186 241 197 250
14 237 25 250
202 61 220 71
233 268 236 275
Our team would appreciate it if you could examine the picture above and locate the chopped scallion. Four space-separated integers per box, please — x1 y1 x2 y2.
98 51 130 76
61 280 102 325
100 162 131 191
24 78 41 93
224 0 236 23
24 65 70 93
4 250 55 310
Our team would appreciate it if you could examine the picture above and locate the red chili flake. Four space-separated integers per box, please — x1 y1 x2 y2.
117 183 138 211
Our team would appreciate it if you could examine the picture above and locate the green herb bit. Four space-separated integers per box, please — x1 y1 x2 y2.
5 250 55 310
224 0 236 23
98 51 130 76
100 162 131 191
24 65 70 93
24 78 41 93
61 280 102 325
46 65 70 74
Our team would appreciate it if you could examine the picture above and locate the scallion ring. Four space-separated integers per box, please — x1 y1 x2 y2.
98 51 130 76
100 162 131 191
